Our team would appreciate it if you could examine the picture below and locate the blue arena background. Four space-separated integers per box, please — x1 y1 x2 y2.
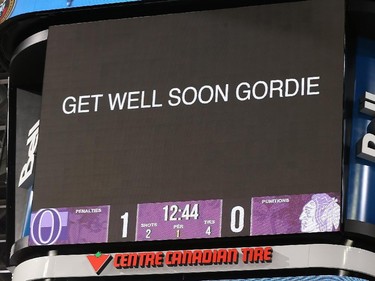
346 37 375 226
7 0 138 20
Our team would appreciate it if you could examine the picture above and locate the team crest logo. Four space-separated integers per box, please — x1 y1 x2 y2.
0 0 15 24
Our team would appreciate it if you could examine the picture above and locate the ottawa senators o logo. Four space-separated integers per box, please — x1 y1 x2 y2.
0 0 16 24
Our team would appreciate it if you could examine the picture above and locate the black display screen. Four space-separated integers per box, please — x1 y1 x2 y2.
30 0 344 246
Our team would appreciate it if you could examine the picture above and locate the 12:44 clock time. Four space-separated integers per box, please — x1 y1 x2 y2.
163 203 199 221
136 199 222 241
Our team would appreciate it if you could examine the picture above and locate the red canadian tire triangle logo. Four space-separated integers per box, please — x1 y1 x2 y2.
87 252 112 275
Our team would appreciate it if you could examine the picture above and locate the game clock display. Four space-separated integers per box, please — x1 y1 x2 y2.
135 199 222 241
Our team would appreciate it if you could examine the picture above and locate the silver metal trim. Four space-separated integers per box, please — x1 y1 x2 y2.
11 243 375 281
11 30 48 63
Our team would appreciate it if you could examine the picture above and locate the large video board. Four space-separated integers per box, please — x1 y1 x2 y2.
29 0 344 246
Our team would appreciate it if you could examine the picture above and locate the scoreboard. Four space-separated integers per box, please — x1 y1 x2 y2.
26 0 344 246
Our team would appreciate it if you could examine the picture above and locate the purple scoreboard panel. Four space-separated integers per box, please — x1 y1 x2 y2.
29 205 110 245
29 0 344 245
136 199 222 241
